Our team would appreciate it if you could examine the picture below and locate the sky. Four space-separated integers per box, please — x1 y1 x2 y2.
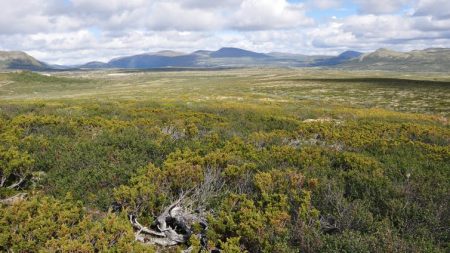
0 0 449 64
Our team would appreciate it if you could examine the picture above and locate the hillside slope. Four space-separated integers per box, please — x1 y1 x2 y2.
0 51 48 70
338 48 450 72
313 50 363 66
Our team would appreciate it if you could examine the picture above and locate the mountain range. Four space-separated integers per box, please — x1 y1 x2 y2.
1 47 449 72
79 47 362 69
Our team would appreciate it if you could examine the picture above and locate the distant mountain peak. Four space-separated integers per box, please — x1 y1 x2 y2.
79 61 109 69
0 50 48 70
210 47 271 58
147 50 186 57
375 48 392 52
0 50 28 59
363 48 408 60
192 50 213 55
310 50 362 66
342 47 450 72
338 50 363 59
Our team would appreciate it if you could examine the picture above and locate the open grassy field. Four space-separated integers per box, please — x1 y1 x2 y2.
1 69 449 115
0 69 449 252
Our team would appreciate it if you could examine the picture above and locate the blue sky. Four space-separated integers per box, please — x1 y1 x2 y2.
0 0 449 64
289 0 356 19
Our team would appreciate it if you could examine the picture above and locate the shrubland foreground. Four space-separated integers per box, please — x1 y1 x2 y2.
0 69 449 252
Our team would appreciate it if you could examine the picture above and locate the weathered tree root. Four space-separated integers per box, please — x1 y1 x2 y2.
129 194 210 250
320 215 338 233
127 168 225 251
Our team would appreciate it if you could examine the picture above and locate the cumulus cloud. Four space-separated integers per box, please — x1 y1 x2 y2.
0 0 82 34
0 0 449 64
342 15 415 39
309 22 357 48
353 0 411 14
414 0 450 19
0 0 313 34
308 0 343 9
179 0 242 9
232 0 313 30
70 0 147 13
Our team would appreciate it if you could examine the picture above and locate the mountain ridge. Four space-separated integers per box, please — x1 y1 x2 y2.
2 47 449 72
341 48 450 72
0 51 48 70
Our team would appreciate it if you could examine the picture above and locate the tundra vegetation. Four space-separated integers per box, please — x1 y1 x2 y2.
0 69 449 252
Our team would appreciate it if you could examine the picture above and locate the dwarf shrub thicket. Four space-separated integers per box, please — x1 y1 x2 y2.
0 98 448 252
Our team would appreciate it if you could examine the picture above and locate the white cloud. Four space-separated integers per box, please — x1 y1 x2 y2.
143 2 224 31
0 0 82 34
412 16 450 31
342 15 415 39
308 22 357 48
308 0 342 9
179 0 243 9
353 0 411 14
0 0 449 64
0 0 313 33
232 0 313 30
414 0 450 19
70 0 147 13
